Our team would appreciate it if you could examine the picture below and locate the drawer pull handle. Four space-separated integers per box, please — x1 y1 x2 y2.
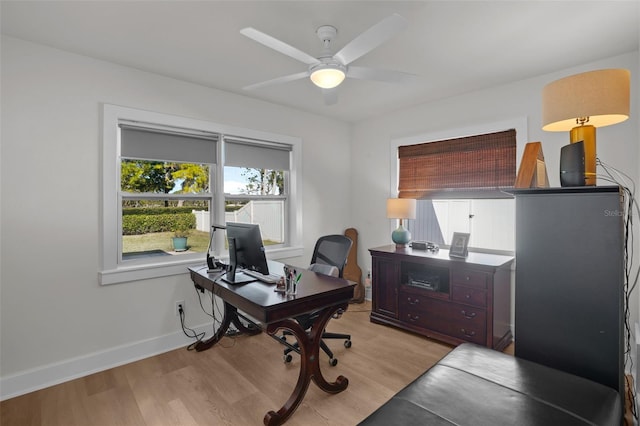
461 328 476 337
407 314 419 322
407 297 420 305
465 294 471 299
461 310 476 319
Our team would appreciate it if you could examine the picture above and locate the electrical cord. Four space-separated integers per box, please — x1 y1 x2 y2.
189 274 239 348
196 285 215 319
597 158 638 420
178 305 206 351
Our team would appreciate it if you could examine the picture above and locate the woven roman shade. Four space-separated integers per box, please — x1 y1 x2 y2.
398 129 516 199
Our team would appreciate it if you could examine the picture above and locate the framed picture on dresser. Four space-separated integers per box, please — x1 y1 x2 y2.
449 232 470 258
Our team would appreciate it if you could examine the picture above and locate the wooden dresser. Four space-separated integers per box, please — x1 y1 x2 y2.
369 245 514 350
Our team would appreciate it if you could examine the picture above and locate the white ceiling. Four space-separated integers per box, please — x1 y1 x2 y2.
1 1 638 123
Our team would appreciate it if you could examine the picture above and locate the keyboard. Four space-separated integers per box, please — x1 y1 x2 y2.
242 269 282 284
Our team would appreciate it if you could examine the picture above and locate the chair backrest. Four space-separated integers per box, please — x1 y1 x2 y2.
310 234 353 278
308 263 340 277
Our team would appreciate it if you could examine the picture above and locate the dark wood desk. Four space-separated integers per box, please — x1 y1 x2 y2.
188 263 356 426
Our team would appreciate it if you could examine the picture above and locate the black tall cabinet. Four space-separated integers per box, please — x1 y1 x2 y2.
513 186 624 402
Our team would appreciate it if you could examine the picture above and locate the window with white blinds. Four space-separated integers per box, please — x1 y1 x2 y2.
100 104 302 285
223 136 292 246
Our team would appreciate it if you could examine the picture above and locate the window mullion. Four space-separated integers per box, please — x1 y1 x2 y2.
121 192 211 200
224 194 287 201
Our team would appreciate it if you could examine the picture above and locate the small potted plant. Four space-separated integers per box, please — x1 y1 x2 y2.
172 222 191 252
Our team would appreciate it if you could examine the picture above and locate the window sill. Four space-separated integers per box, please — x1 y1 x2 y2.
265 245 304 260
99 258 204 285
98 246 304 285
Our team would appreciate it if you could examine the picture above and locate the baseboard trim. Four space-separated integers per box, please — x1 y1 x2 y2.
0 322 212 401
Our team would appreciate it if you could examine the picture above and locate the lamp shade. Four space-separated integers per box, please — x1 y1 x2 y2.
542 68 630 131
387 198 416 219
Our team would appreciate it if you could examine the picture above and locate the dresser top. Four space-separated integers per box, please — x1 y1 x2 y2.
369 244 514 268
507 185 620 195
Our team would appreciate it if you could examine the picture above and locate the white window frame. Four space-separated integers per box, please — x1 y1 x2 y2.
100 104 303 285
221 136 292 250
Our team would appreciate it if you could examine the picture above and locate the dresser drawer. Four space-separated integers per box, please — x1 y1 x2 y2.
450 303 486 326
452 285 487 307
399 294 450 335
449 322 487 345
449 302 487 344
451 269 488 288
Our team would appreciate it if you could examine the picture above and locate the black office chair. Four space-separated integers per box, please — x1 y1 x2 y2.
281 234 353 366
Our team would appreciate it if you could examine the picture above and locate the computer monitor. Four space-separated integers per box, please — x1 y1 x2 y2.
223 222 270 284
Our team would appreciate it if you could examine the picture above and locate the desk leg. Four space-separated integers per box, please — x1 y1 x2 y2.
263 302 349 426
194 301 261 352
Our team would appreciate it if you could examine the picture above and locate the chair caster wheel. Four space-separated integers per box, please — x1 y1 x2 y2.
344 340 352 348
283 354 293 363
329 358 338 367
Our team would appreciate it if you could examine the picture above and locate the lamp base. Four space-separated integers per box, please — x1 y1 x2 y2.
570 125 596 186
392 225 411 248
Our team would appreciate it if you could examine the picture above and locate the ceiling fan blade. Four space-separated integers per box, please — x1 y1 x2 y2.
322 88 338 105
243 71 309 91
241 27 320 65
334 13 408 66
348 66 417 84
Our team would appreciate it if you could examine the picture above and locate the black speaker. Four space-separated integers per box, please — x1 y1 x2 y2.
560 141 586 187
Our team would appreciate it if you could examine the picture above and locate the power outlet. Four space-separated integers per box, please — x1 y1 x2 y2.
175 300 185 316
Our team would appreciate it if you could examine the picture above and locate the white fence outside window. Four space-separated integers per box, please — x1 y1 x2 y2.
193 200 284 243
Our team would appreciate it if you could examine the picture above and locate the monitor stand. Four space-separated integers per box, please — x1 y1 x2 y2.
221 270 255 284
222 241 256 284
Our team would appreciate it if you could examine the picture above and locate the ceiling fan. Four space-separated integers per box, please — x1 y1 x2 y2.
240 13 415 105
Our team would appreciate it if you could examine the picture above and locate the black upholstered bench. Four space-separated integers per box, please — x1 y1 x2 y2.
359 343 621 426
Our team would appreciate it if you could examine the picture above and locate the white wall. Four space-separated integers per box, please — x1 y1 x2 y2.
351 51 639 336
0 36 352 398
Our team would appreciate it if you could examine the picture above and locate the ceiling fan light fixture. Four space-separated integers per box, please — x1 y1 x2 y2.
310 63 346 89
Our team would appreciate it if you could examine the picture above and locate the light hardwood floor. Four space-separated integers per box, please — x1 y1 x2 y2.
1 301 456 426
3 303 632 425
